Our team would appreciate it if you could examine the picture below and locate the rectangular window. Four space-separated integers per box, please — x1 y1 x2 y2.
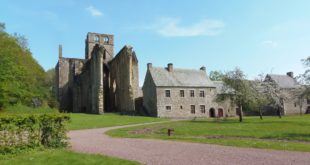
180 90 185 97
166 106 171 110
191 105 195 114
200 105 206 113
190 90 195 97
165 90 170 97
199 91 205 97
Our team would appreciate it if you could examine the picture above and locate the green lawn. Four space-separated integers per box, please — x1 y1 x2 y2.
107 115 310 152
67 113 167 130
0 104 168 130
0 149 140 165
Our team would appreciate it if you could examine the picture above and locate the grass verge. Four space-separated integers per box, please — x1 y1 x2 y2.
107 115 310 152
0 149 141 165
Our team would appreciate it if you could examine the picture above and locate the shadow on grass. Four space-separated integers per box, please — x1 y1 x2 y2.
263 133 310 141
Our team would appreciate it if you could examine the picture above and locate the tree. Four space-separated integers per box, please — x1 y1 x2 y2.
221 68 250 122
209 70 224 81
0 23 5 32
296 57 310 115
0 22 50 109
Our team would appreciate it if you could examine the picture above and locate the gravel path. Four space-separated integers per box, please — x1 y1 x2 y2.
68 122 310 165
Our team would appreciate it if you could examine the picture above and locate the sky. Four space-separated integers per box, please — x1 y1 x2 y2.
1 0 310 85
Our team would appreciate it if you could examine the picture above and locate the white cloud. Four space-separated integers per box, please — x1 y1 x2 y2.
147 17 225 37
261 40 279 48
85 5 103 17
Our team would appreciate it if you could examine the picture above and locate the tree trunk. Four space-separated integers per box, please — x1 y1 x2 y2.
239 104 243 122
277 105 282 119
259 108 263 120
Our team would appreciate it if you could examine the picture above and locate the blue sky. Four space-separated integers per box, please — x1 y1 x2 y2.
1 0 310 85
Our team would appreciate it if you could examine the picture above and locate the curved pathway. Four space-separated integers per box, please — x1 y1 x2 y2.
69 122 310 165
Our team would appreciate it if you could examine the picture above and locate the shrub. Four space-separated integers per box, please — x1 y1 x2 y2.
0 114 70 154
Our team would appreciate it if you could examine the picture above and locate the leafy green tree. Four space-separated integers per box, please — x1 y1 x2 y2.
209 70 224 81
0 22 51 109
221 68 251 122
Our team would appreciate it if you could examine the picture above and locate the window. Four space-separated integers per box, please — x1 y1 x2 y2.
191 105 195 114
294 103 297 107
180 105 183 109
199 91 205 97
94 35 99 43
190 90 195 97
180 90 185 97
103 36 109 43
166 106 171 111
165 90 170 97
200 105 206 113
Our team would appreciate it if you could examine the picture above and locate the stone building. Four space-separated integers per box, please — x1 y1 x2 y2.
142 63 236 118
263 72 310 115
55 32 139 114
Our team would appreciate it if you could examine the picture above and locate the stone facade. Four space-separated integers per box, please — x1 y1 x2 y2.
261 72 310 115
142 63 236 118
56 32 139 114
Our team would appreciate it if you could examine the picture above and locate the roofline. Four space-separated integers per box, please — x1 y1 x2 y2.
156 86 216 88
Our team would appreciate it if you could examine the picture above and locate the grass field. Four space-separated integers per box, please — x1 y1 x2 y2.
67 113 167 130
0 104 168 130
0 149 140 165
107 115 310 152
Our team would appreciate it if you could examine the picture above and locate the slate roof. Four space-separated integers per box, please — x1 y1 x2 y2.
265 74 300 89
149 67 215 87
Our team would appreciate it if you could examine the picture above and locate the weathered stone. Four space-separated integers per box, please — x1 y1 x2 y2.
55 32 139 114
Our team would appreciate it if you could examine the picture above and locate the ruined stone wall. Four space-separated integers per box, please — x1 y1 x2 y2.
74 61 91 113
89 47 104 114
85 33 114 60
56 57 85 112
109 46 139 112
142 71 158 116
156 87 219 118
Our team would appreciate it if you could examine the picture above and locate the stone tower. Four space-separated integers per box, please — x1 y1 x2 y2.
85 32 114 61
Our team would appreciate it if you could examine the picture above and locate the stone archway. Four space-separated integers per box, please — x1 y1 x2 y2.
209 108 216 118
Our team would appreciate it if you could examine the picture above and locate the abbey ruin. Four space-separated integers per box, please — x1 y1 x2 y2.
56 32 139 114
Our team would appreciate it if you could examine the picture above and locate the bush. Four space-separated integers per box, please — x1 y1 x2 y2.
0 114 70 154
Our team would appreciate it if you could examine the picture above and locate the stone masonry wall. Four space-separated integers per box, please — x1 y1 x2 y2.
142 70 158 116
156 87 219 118
57 57 85 112
90 47 104 114
109 46 139 112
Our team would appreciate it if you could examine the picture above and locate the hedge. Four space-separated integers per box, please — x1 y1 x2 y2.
0 114 70 154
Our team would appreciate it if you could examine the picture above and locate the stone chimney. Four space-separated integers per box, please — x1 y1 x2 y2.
147 63 152 69
287 72 294 78
167 63 173 72
58 44 62 58
200 66 206 72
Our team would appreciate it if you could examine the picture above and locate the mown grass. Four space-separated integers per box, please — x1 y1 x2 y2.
0 149 140 165
107 115 310 152
67 113 167 130
0 104 168 130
